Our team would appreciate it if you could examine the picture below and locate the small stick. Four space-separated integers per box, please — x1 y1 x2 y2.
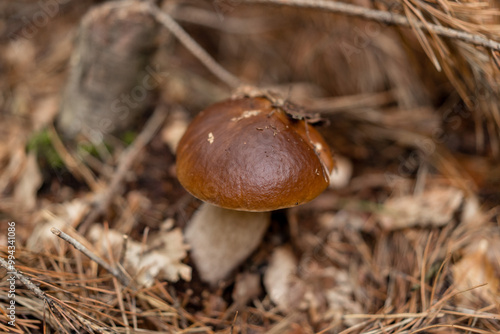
231 311 238 334
147 3 242 88
169 286 188 329
0 257 48 302
119 234 129 266
241 0 500 52
342 311 444 319
50 227 131 287
0 257 70 332
112 277 130 330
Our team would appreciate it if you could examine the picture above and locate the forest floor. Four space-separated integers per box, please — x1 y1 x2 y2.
1 0 500 333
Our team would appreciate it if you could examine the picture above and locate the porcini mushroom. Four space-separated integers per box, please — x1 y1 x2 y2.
176 96 334 285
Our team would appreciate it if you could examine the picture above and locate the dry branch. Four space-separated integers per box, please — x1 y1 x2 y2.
0 257 68 332
147 3 242 88
0 257 48 302
240 0 500 51
50 227 131 287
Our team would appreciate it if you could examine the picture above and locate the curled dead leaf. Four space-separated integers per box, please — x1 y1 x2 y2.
452 238 500 305
264 246 306 311
27 199 90 251
378 186 463 230
89 224 191 286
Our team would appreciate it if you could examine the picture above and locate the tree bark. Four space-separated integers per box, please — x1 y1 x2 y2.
57 0 159 142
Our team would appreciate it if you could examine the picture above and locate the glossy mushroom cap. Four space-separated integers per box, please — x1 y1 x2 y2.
176 97 335 212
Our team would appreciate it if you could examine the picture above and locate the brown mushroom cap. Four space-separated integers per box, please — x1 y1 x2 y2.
176 97 334 212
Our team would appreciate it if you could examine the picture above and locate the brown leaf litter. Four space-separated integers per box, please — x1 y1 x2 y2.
1 0 500 333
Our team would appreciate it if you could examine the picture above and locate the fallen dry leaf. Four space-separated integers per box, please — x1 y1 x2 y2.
26 199 90 251
378 186 464 230
452 238 500 305
264 245 306 311
89 224 191 286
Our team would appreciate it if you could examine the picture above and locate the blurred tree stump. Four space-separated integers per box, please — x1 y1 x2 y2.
57 0 159 142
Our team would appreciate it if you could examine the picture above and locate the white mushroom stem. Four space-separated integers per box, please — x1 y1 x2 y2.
184 203 271 286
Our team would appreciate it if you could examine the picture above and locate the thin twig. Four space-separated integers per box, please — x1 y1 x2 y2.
172 7 277 34
50 227 131 287
0 257 69 332
112 277 130 331
79 106 168 234
147 4 242 88
342 311 444 320
231 311 238 334
0 257 48 301
169 286 188 329
240 0 500 51
119 234 129 266
420 232 434 312
409 323 493 334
